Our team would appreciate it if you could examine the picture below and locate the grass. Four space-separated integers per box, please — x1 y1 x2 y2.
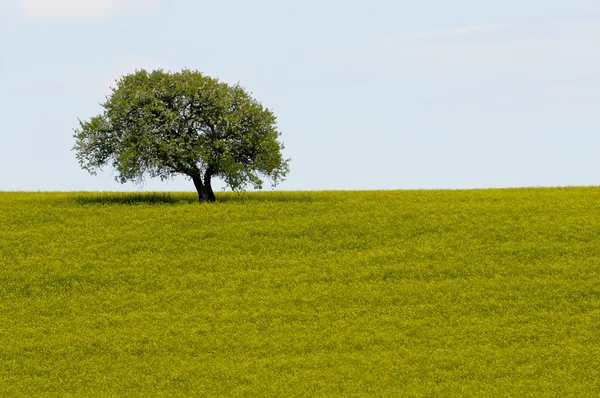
1 187 599 396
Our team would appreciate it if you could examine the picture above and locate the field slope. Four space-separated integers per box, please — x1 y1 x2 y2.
1 188 599 396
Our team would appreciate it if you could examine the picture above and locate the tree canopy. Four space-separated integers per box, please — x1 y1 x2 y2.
73 69 289 202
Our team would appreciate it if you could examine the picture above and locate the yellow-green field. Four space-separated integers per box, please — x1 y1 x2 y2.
1 188 599 396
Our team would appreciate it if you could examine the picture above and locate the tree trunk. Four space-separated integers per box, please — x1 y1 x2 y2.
204 169 216 202
192 174 209 202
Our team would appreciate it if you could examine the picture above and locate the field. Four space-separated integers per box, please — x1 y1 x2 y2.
1 188 599 396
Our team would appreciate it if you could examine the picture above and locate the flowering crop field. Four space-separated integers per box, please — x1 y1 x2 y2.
1 188 599 396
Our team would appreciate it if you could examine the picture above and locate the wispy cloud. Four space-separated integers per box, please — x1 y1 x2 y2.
21 0 159 21
84 55 171 98
406 24 507 40
343 19 600 88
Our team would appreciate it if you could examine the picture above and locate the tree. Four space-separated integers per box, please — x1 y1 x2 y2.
73 69 289 202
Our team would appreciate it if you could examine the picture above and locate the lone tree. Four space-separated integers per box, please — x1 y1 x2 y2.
73 69 289 202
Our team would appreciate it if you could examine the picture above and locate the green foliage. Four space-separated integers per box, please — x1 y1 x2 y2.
73 69 289 197
1 188 600 395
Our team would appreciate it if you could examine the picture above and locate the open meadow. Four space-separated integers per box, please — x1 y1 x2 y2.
1 188 599 396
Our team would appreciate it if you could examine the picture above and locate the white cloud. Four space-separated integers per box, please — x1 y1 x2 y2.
21 0 159 21
406 24 507 40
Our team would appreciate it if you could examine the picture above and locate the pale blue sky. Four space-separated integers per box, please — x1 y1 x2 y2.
1 0 599 191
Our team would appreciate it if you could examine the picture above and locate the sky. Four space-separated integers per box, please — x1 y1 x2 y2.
1 0 599 192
